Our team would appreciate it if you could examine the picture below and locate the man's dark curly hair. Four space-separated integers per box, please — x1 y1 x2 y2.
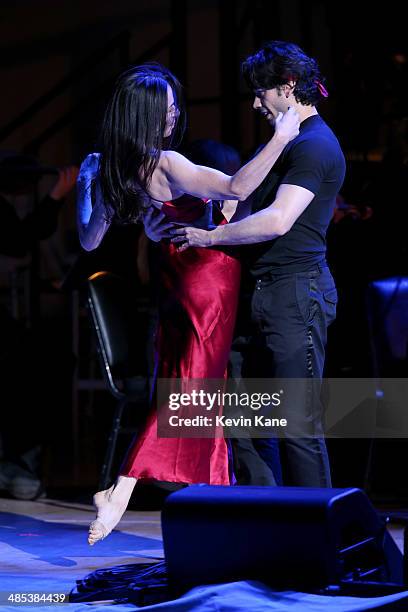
242 41 327 106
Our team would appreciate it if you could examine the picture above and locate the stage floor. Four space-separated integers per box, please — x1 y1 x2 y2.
0 496 406 611
0 495 163 609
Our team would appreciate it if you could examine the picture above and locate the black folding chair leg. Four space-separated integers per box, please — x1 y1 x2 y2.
99 398 127 490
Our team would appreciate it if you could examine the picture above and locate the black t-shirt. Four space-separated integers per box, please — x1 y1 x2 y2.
248 114 346 276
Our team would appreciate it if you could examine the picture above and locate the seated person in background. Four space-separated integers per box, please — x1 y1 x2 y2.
0 153 78 500
0 152 78 257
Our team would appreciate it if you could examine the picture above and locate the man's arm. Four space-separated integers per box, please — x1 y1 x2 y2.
170 183 315 249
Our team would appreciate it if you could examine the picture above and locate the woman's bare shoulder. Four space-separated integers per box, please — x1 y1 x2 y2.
149 151 186 201
159 150 188 172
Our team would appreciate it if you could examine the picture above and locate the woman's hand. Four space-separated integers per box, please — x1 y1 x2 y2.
143 207 175 242
273 107 300 145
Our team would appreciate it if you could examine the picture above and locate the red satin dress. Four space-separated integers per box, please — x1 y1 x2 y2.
120 196 241 484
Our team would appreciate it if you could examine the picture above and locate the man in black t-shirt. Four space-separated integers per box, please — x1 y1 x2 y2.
170 41 346 488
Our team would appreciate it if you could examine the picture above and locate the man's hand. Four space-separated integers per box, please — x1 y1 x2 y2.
76 152 107 210
143 207 175 242
77 153 100 184
170 226 213 251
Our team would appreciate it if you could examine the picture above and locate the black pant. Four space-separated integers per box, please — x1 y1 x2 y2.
231 263 337 487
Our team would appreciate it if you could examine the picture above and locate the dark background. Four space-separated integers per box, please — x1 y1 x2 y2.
0 0 407 500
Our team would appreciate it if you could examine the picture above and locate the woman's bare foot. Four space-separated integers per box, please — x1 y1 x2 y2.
88 476 137 545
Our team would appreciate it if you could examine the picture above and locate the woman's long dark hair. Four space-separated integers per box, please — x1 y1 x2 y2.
99 63 186 223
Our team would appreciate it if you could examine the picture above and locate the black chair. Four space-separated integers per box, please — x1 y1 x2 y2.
367 276 408 378
364 276 408 498
87 271 149 489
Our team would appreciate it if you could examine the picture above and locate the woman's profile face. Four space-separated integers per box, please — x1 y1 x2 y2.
164 84 179 138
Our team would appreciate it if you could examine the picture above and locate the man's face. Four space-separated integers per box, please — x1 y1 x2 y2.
253 86 289 124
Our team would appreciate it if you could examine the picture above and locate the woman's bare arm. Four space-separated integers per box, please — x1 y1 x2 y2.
152 108 299 202
77 153 112 251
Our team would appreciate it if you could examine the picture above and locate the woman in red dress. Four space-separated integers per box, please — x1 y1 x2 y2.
120 193 240 487
77 63 299 544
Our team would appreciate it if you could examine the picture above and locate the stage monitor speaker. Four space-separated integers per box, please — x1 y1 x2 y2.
162 486 404 594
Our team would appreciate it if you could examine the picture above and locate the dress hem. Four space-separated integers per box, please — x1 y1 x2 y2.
119 471 230 486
